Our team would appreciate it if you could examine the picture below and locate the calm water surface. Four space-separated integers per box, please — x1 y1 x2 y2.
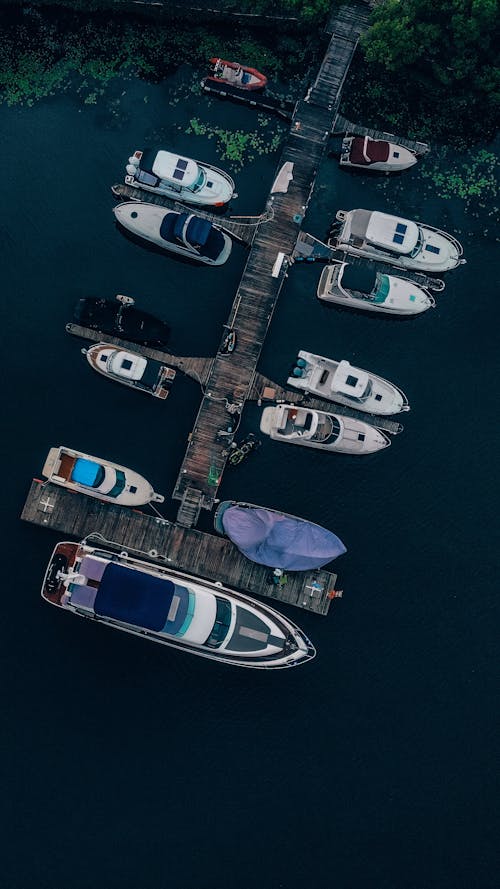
1 71 498 889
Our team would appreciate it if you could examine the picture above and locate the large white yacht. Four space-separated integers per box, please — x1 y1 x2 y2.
317 261 435 315
41 541 316 669
330 209 465 272
125 149 236 207
42 447 164 506
287 352 409 415
260 404 390 454
113 203 232 266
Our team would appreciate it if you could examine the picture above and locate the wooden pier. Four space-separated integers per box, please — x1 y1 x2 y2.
201 79 295 121
112 183 273 247
21 481 339 615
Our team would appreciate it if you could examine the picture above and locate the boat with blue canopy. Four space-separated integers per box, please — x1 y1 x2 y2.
214 501 346 570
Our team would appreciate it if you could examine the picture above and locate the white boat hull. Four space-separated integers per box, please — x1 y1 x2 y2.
260 404 390 455
317 263 434 315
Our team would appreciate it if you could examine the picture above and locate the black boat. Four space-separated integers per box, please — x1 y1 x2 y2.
73 295 170 348
227 433 261 466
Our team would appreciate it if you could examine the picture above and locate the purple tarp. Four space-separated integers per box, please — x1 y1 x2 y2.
222 506 346 570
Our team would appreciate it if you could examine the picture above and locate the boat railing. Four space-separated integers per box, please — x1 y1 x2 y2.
417 222 465 260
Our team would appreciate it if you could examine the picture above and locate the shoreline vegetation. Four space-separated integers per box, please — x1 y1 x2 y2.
0 0 498 205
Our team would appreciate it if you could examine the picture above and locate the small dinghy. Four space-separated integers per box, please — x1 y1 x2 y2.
42 446 164 506
206 58 267 91
317 261 435 315
73 296 170 347
84 343 176 399
125 149 236 207
329 209 465 273
114 202 232 266
288 352 409 415
260 404 390 455
220 329 237 354
214 501 346 569
332 133 417 172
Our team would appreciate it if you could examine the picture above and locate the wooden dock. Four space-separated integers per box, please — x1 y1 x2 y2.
332 114 430 156
21 481 339 615
201 79 295 121
112 183 272 247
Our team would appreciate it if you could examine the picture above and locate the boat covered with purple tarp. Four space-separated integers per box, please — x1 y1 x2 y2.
214 501 346 570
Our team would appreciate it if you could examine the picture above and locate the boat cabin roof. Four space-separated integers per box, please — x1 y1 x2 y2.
365 211 419 254
108 350 147 381
152 151 199 187
331 360 369 397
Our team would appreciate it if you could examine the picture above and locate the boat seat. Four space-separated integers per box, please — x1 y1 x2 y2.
69 584 98 612
135 168 160 187
79 556 107 582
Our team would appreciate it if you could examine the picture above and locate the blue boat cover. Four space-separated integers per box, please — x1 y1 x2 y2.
222 506 346 570
71 458 101 487
185 216 212 247
94 563 175 631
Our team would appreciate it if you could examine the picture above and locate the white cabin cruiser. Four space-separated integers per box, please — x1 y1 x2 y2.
288 352 409 416
125 149 235 207
260 404 390 454
317 261 435 315
113 203 232 266
330 209 464 273
42 447 164 506
42 541 316 669
84 343 176 399
338 134 417 172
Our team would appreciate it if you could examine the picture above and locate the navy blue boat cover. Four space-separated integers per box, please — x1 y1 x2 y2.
221 506 346 570
94 563 174 631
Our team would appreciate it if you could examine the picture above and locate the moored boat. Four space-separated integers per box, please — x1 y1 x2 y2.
41 540 316 669
288 351 409 415
73 295 170 347
329 209 465 272
317 261 435 315
206 58 267 91
214 501 346 569
113 202 232 266
125 149 236 207
42 446 164 506
334 133 417 172
84 343 176 399
260 404 390 454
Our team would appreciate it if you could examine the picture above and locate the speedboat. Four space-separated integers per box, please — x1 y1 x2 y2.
260 404 390 454
125 149 236 207
41 540 316 669
113 203 232 266
288 352 409 415
205 58 267 91
42 447 164 506
84 343 176 399
333 133 417 172
73 295 170 347
317 261 435 315
329 209 465 272
214 501 346 569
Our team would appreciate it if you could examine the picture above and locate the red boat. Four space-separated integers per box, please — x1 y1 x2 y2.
206 58 267 91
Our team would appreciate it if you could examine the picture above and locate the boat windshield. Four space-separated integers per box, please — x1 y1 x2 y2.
190 167 207 193
345 380 372 403
105 470 127 498
410 226 424 258
204 596 232 648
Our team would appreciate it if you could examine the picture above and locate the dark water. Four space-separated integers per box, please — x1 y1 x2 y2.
1 71 498 889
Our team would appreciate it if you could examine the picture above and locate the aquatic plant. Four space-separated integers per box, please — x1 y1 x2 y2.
420 149 499 202
185 117 286 167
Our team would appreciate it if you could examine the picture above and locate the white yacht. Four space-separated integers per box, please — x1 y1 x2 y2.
317 261 435 315
287 352 409 415
330 209 465 272
260 404 390 454
84 343 176 399
42 447 164 506
338 134 417 172
125 149 236 207
113 203 232 266
41 541 316 670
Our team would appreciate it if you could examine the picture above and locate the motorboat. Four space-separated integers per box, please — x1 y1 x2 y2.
317 260 435 315
42 446 164 506
288 352 409 415
205 58 267 91
125 149 236 207
227 434 261 466
260 404 390 454
113 203 232 266
329 209 465 272
332 133 417 172
83 344 176 399
73 295 170 347
214 501 346 569
41 540 316 669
